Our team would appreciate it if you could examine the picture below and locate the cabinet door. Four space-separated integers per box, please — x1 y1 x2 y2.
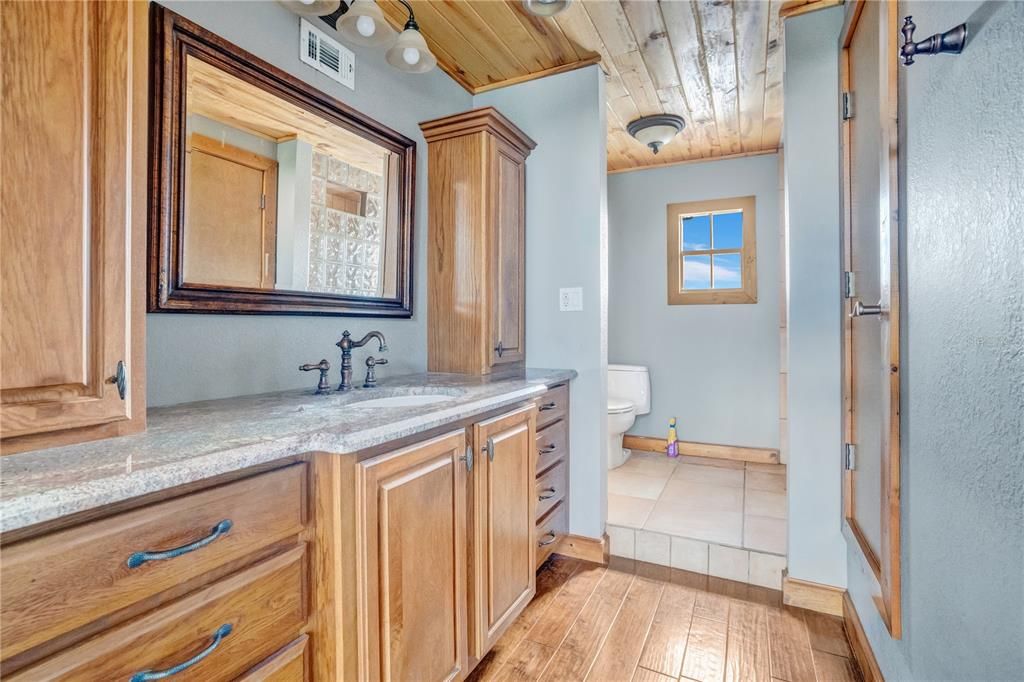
490 139 526 368
0 1 139 440
470 404 537 658
359 431 469 682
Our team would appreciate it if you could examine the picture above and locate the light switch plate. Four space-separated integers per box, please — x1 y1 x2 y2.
559 287 583 312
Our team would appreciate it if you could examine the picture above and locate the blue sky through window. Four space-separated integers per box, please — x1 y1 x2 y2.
679 210 744 291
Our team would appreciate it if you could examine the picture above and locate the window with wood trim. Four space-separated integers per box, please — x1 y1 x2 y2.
667 196 757 304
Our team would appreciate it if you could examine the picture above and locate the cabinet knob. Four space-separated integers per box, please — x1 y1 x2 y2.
538 487 557 501
107 360 127 400
494 341 504 358
538 531 558 547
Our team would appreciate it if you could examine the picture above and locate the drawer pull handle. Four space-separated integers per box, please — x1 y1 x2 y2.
539 402 557 412
538 531 558 547
130 623 232 682
538 487 557 501
539 444 557 454
127 519 233 569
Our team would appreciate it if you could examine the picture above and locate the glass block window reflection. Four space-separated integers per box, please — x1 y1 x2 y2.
308 151 387 297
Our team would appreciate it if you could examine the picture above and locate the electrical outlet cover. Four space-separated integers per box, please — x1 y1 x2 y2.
559 287 583 312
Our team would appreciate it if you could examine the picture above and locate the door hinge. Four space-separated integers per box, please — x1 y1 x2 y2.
844 271 856 299
844 443 857 471
842 91 854 120
259 194 266 209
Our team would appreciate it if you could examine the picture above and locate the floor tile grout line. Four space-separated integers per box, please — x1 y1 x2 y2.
529 564 612 680
482 558 587 681
576 573 639 682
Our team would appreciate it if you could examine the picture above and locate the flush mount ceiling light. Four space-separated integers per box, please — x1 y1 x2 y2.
337 0 396 47
522 0 572 17
278 0 342 17
385 0 437 74
627 114 686 155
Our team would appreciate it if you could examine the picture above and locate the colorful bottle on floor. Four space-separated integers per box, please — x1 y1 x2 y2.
666 417 679 457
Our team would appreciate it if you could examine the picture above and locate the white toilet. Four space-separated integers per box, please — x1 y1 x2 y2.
607 364 651 469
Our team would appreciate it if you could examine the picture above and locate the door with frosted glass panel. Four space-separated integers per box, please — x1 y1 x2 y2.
841 0 902 638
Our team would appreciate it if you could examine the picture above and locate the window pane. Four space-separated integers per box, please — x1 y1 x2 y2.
683 255 711 289
682 214 711 251
712 253 742 289
712 211 743 249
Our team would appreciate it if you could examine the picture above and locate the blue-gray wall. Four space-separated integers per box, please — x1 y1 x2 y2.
783 7 847 588
148 1 473 406
607 155 780 450
848 1 1024 678
476 67 609 539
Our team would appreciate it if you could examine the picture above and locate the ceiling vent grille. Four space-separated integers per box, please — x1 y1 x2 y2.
299 18 354 90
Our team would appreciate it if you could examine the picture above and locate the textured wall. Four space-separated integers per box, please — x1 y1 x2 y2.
148 1 472 406
848 1 1024 678
475 67 609 538
783 7 848 588
607 154 780 449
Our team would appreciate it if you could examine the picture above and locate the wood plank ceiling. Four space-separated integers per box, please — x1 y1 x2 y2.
377 0 792 173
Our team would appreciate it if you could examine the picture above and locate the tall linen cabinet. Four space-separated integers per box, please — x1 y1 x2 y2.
420 108 535 375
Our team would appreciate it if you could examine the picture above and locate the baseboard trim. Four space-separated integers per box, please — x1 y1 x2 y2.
843 592 885 682
555 533 609 565
782 574 844 616
623 435 780 465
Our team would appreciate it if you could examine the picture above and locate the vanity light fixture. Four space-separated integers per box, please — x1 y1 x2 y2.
337 0 396 47
278 0 342 17
522 0 573 17
385 0 436 74
627 114 686 155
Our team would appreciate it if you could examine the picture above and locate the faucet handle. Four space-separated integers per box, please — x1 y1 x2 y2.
363 356 388 388
299 359 332 395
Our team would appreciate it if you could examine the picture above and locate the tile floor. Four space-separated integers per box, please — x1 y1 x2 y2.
468 555 862 682
607 452 788 589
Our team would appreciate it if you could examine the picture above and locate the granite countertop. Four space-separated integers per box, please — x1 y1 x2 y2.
0 369 575 534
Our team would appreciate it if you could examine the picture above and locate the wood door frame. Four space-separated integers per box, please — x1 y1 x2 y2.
838 0 902 638
184 133 279 289
149 5 415 316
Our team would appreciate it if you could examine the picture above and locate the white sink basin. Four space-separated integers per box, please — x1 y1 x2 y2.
350 394 457 408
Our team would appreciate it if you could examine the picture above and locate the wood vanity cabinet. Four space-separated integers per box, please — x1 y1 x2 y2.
420 108 535 375
0 1 148 452
0 463 313 681
335 403 538 680
535 383 571 568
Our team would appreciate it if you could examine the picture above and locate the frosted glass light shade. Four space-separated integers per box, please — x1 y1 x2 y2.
278 0 342 17
626 114 686 154
386 27 436 73
522 0 572 17
338 0 396 47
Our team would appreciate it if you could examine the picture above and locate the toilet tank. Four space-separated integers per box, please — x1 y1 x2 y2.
608 364 651 415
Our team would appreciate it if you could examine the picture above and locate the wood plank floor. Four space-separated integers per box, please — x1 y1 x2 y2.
468 555 862 682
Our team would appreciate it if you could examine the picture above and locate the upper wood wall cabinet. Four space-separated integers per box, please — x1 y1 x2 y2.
420 108 535 374
0 1 147 451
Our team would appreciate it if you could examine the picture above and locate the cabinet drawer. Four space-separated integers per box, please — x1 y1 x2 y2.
535 502 567 569
535 384 568 429
237 635 308 681
535 461 567 521
535 418 567 475
1 464 305 659
9 546 307 681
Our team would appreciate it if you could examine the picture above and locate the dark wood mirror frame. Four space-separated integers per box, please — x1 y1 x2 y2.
149 5 415 316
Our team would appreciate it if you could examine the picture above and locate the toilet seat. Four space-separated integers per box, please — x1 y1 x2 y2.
607 397 634 415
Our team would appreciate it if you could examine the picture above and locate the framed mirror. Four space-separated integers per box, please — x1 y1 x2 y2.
149 6 414 316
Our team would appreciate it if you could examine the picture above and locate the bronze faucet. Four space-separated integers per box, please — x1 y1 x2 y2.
299 359 332 395
363 356 389 388
336 330 388 391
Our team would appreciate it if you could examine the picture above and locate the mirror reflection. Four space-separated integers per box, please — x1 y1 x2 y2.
183 55 400 299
